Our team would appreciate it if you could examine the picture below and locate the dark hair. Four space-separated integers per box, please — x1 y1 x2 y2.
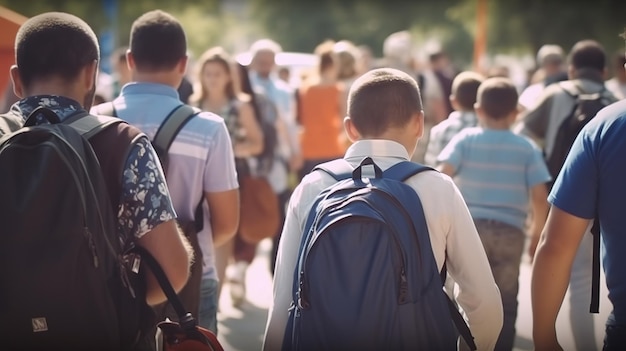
348 68 422 136
476 77 518 120
129 10 186 72
568 40 606 71
451 71 484 111
15 12 99 89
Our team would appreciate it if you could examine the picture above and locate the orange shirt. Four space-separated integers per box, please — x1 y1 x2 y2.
299 83 346 159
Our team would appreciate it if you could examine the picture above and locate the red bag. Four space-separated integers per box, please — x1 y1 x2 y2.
132 246 225 351
157 318 223 351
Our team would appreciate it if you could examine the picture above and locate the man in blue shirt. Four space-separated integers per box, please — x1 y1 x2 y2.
92 10 240 334
532 36 626 351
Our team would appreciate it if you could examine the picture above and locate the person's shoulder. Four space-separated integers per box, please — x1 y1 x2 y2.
592 99 626 131
509 130 541 150
407 167 458 197
0 110 24 136
455 125 482 139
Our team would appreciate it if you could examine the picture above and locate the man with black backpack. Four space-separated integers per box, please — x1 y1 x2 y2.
264 68 503 351
0 12 192 350
92 10 240 336
516 39 618 351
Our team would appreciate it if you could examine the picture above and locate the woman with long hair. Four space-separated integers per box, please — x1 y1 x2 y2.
189 46 263 325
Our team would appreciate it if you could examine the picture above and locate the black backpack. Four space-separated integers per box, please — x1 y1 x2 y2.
546 83 614 181
0 107 152 350
283 158 475 351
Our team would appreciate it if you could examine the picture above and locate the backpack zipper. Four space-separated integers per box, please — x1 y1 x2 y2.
54 132 121 264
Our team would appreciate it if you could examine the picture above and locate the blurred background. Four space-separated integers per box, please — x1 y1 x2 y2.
1 0 625 77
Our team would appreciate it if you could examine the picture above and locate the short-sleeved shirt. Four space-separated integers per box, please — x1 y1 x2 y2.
10 95 176 242
93 83 239 280
438 127 551 231
424 110 477 166
549 99 626 326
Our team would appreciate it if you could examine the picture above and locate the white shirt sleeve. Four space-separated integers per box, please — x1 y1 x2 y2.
418 174 504 351
263 181 308 351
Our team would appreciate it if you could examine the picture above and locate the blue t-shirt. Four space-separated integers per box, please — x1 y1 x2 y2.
549 99 626 326
438 127 551 231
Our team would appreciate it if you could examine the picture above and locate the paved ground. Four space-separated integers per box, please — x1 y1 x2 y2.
216 238 611 351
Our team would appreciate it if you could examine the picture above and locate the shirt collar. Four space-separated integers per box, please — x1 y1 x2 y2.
575 68 605 84
120 82 180 100
344 139 410 162
13 95 84 121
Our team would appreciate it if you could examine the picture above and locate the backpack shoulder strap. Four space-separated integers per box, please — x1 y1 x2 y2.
382 161 435 181
385 160 476 350
153 104 201 154
590 216 601 313
559 81 580 98
312 159 353 181
67 113 125 140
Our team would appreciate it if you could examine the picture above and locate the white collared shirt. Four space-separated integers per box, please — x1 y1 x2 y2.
263 139 503 351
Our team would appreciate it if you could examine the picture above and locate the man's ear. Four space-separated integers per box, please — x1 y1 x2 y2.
343 116 361 142
9 65 24 98
177 55 189 75
82 60 98 92
126 50 136 71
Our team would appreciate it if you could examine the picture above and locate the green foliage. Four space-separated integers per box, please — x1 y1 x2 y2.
0 0 221 52
2 0 624 71
489 0 626 57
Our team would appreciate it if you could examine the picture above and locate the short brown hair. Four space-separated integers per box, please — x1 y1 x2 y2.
476 77 518 120
348 68 422 136
129 10 186 72
451 71 484 111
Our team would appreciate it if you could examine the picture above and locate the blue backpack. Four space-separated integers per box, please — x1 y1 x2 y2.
282 157 476 351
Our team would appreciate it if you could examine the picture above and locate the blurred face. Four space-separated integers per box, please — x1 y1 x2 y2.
252 50 275 78
201 61 231 93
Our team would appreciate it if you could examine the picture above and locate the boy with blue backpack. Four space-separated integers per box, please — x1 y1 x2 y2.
263 68 503 350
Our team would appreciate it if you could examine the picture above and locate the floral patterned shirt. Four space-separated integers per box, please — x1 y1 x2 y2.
11 95 176 241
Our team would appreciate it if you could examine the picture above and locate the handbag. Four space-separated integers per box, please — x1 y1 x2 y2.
238 175 281 244
132 246 224 351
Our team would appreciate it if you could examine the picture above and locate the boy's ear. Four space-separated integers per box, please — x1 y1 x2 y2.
412 111 424 139
450 95 461 112
343 116 361 142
